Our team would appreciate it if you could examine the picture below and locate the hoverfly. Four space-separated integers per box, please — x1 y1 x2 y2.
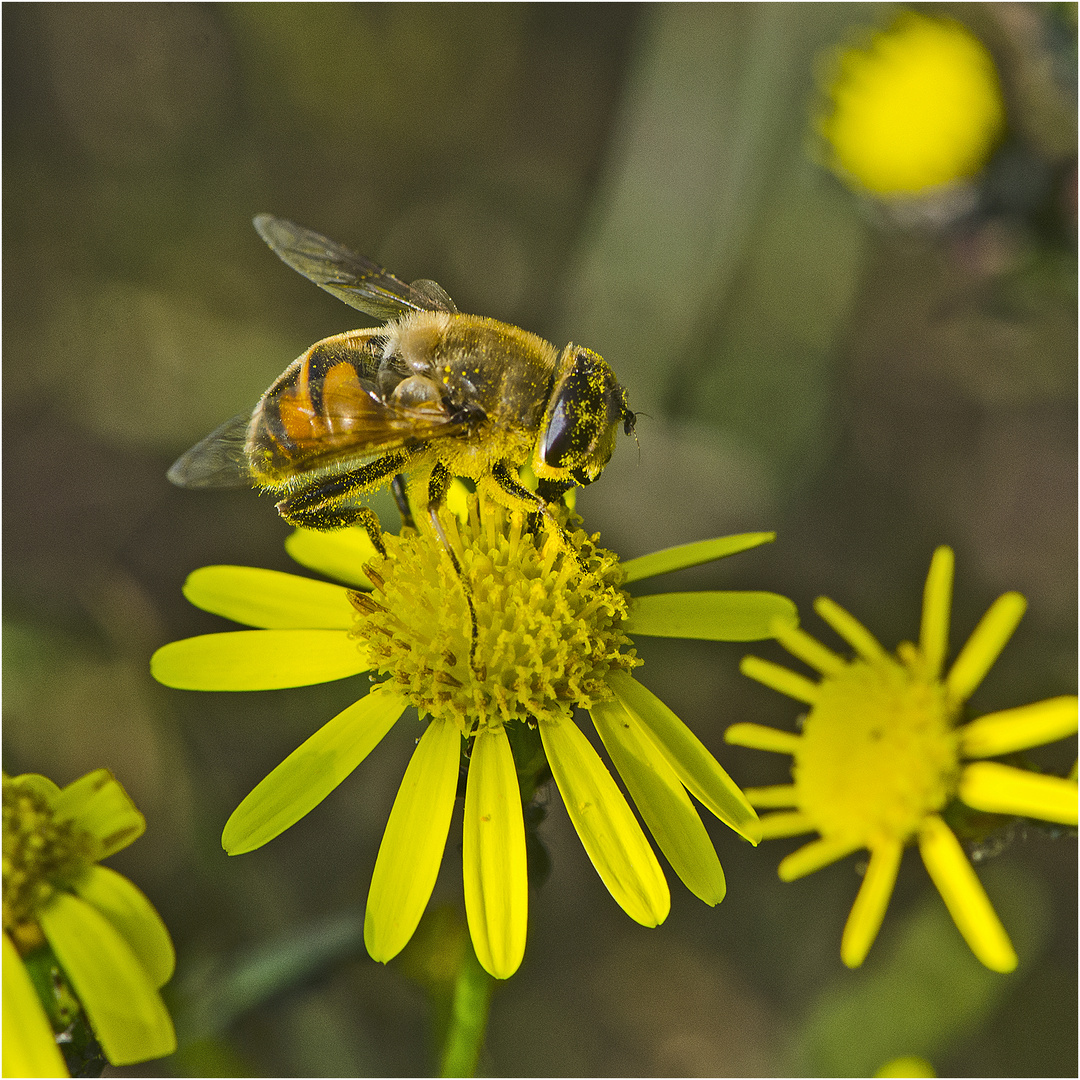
169 215 635 560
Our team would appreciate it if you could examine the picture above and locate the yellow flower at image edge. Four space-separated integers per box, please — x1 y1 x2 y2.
818 12 1006 197
151 495 796 979
726 547 1078 973
2 770 176 1077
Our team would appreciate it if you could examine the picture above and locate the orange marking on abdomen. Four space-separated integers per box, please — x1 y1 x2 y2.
276 379 324 446
320 362 368 435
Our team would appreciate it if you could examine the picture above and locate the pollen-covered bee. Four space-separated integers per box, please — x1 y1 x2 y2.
169 215 634 557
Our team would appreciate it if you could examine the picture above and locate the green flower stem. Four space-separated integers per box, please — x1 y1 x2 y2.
439 941 494 1078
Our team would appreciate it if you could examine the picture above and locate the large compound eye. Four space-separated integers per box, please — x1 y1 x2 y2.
539 349 626 476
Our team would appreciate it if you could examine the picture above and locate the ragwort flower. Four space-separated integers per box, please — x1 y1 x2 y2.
817 12 1006 198
3 770 176 1076
726 546 1078 973
152 494 796 979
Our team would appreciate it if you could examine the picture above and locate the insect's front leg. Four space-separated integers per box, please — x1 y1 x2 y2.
535 477 577 505
490 460 582 564
275 450 412 555
424 463 481 671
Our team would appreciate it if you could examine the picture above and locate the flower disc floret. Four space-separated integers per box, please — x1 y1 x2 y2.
3 781 96 940
352 499 638 733
795 656 960 848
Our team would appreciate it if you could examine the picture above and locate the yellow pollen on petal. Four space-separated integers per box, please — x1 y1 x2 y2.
794 655 961 849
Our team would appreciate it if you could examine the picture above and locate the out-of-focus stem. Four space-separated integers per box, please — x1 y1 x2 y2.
439 942 493 1078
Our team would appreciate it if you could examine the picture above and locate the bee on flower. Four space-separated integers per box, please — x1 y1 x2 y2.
726 546 1077 973
3 769 177 1077
152 492 797 979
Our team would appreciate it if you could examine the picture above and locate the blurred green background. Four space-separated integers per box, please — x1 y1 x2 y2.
4 3 1075 1076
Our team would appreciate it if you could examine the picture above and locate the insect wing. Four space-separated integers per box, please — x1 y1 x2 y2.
253 215 458 320
167 413 252 489
408 278 457 312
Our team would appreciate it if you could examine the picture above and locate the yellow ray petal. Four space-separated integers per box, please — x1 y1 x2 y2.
918 814 1017 973
3 933 69 1079
54 770 145 859
38 892 176 1065
919 546 954 679
151 629 369 690
608 671 758 842
772 621 845 676
724 722 801 756
285 526 380 588
757 811 816 839
591 699 726 906
539 716 669 927
183 565 356 628
365 718 461 963
959 762 1078 826
960 696 1079 759
625 591 797 641
223 686 409 854
740 656 820 704
72 866 175 988
778 835 862 881
814 596 889 663
840 840 903 968
743 784 799 808
463 727 528 980
945 592 1026 704
620 532 775 583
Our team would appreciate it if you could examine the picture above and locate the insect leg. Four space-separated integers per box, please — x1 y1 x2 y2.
426 463 480 670
275 450 411 554
390 474 415 530
529 477 576 531
490 460 582 564
536 478 577 504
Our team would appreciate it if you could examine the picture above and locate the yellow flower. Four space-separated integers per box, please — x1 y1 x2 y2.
876 1056 936 1078
152 494 797 980
818 12 1006 197
726 546 1077 973
3 770 177 1077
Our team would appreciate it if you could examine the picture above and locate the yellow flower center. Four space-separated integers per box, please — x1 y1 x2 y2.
819 13 1006 196
350 495 639 735
3 778 94 943
793 649 961 848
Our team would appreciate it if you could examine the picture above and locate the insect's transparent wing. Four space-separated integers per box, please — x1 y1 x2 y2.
167 413 252 489
408 278 458 313
253 215 457 320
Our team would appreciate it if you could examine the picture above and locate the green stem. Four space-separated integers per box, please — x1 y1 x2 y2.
439 941 494 1077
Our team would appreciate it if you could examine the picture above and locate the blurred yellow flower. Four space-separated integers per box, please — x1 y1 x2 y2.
876 1055 936 1078
3 770 176 1077
152 494 798 980
818 12 1006 196
727 546 1077 973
